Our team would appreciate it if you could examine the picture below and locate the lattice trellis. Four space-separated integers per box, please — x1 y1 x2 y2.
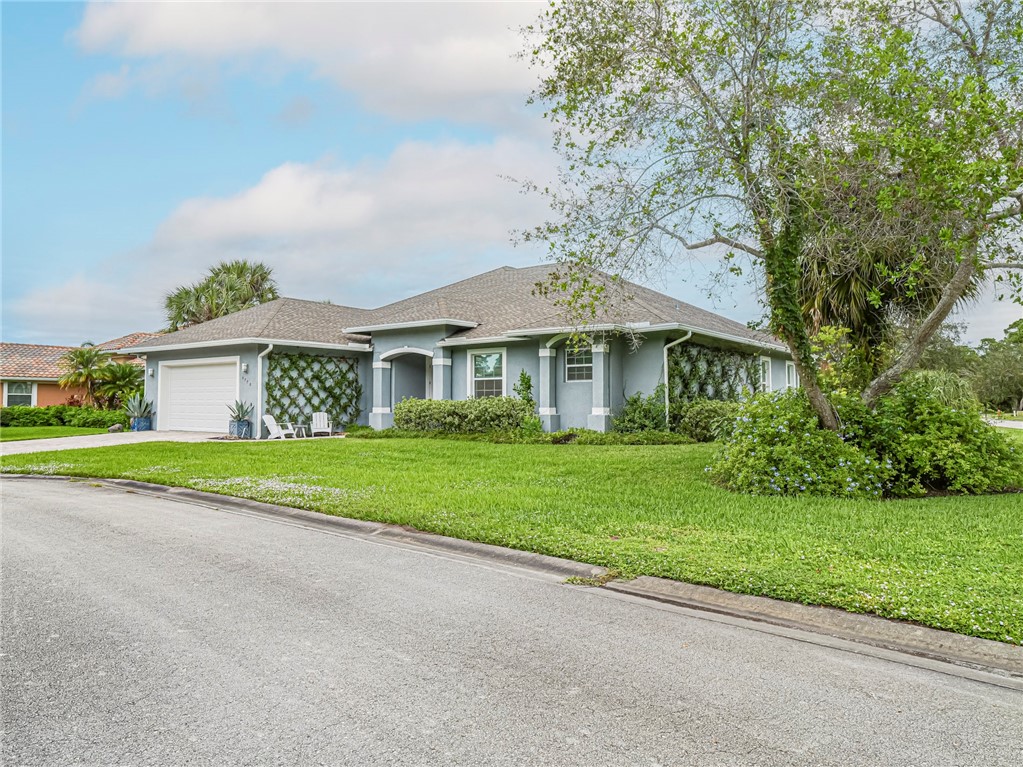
265 352 363 426
667 343 760 403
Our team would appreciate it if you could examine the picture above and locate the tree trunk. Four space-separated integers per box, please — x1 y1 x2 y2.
792 350 840 431
863 255 978 407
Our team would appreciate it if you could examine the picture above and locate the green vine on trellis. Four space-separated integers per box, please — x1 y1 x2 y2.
667 343 759 403
265 352 363 426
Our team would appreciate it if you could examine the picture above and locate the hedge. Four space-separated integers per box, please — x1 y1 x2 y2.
0 405 129 429
393 397 533 433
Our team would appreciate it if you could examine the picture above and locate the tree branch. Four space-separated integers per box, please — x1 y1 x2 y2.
648 223 764 258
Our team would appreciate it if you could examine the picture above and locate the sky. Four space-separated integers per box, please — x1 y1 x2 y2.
2 0 1019 347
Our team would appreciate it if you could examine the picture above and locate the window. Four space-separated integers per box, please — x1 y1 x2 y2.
758 357 772 393
785 361 798 389
470 350 504 398
5 382 33 407
565 347 593 382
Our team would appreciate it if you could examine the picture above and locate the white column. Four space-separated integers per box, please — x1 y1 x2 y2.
538 346 560 432
587 343 612 432
432 348 452 400
369 360 393 429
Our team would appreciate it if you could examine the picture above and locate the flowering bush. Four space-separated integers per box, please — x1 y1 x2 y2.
711 373 1023 498
847 372 1023 496
709 391 890 497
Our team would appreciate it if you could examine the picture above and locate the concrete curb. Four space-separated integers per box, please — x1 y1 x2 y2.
7 474 1021 681
8 475 608 581
606 577 1023 679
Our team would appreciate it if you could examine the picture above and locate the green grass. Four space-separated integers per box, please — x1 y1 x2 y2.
0 426 109 442
3 439 1021 644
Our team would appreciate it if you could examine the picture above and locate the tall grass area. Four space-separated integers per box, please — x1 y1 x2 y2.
4 438 1020 644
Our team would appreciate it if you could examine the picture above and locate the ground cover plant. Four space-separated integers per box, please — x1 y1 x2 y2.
3 439 1020 645
0 426 108 442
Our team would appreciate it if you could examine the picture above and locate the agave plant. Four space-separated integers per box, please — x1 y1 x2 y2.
123 392 153 420
228 400 254 421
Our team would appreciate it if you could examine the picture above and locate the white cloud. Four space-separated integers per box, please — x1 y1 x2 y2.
7 274 164 347
150 136 557 303
953 281 1023 344
4 136 558 343
74 1 544 124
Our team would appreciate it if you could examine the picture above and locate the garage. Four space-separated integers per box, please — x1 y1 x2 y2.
158 358 239 432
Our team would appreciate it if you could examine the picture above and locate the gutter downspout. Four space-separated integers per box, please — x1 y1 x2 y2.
256 344 274 439
663 332 693 423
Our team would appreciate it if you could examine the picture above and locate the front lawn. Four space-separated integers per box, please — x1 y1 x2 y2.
0 426 109 442
3 439 1020 644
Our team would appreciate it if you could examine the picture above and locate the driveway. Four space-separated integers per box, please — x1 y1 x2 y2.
991 418 1023 430
3 479 1020 767
0 430 223 456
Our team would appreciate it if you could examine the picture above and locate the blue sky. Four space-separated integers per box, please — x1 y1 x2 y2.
2 1 1017 346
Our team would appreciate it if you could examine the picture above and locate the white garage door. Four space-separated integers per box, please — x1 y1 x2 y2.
159 360 238 432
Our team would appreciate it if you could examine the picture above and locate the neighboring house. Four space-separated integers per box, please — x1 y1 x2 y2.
124 265 796 435
0 332 161 407
0 344 86 407
96 332 163 363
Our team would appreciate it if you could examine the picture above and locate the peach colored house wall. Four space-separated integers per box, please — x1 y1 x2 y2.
35 383 85 406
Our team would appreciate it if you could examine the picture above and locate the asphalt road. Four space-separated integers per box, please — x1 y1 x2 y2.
3 479 1021 766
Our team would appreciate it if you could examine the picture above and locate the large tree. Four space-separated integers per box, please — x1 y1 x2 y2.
165 260 279 331
525 0 1023 429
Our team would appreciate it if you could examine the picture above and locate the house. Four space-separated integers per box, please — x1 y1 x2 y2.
124 265 796 435
0 332 161 407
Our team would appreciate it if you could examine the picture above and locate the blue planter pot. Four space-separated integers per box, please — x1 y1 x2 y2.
130 417 152 432
228 419 252 439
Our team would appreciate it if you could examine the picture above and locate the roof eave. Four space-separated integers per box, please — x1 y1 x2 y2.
124 337 373 354
502 323 788 353
344 318 479 334
435 335 531 347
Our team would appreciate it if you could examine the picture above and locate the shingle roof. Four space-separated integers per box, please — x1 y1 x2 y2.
359 265 780 348
0 343 76 380
126 298 373 350
121 265 780 354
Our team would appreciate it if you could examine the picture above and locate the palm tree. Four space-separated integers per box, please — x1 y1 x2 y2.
165 260 279 330
95 362 144 410
58 343 112 406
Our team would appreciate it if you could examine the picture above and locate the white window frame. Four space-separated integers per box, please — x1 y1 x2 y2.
3 381 37 407
467 348 507 398
785 361 799 389
564 346 593 382
759 356 772 393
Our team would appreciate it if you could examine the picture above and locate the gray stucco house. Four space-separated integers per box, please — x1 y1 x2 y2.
125 265 795 435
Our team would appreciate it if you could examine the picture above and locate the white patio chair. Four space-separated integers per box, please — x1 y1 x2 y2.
310 412 332 437
262 414 297 440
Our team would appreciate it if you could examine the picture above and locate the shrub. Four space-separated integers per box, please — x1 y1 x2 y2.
393 396 532 433
613 386 667 432
710 391 890 498
513 370 536 411
64 408 129 429
0 404 131 429
711 376 1023 498
848 372 1023 496
348 426 692 445
0 406 61 427
678 399 741 442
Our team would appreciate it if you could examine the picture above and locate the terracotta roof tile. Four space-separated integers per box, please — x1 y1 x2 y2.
0 343 76 380
96 331 163 351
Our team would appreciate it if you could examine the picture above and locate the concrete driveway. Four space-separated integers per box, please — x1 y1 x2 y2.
0 430 224 456
3 479 1020 767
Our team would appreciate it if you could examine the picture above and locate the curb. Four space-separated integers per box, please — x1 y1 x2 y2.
10 475 607 581
606 577 1023 679
8 474 1021 682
